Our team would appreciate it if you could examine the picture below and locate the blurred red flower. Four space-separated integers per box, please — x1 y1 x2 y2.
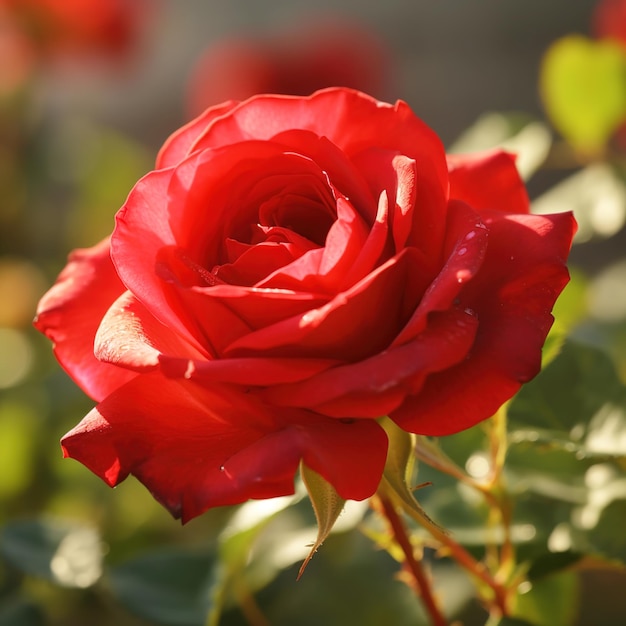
592 0 626 48
0 9 35 94
186 17 392 119
591 0 626 149
0 0 149 61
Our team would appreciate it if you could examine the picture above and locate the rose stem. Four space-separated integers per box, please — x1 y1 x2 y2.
376 492 447 626
419 516 509 617
486 405 515 581
231 577 270 626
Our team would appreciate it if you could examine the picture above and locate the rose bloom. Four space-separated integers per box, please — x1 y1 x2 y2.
592 0 626 50
186 17 390 119
35 88 576 522
0 9 35 95
591 0 626 150
1 0 147 59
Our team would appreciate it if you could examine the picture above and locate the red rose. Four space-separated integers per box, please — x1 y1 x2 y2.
186 17 391 119
592 0 626 50
1 0 148 60
35 88 576 522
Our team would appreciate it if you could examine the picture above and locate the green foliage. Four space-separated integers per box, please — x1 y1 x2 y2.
540 35 626 155
299 464 346 578
533 164 626 244
514 571 579 626
0 598 45 626
0 518 102 588
3 20 626 623
450 112 552 180
107 549 220 626
495 618 539 626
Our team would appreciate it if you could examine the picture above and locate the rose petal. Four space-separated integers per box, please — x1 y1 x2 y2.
189 88 447 239
339 188 391 288
93 289 338 384
448 150 529 215
257 195 370 292
162 355 339 385
392 200 489 346
156 100 240 169
112 166 207 349
191 284 328 330
269 129 377 221
392 210 576 435
263 307 478 418
94 290 208 370
61 373 387 521
222 417 388 502
33 238 135 402
224 247 430 361
352 150 422 253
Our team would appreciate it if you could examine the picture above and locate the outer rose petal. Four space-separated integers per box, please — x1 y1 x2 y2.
262 307 479 418
392 210 576 435
448 150 529 215
156 99 240 169
61 373 387 522
33 238 135 402
95 288 339 385
94 290 208 369
392 200 489 347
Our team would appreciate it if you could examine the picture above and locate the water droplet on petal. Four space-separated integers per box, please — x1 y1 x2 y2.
457 247 467 256
465 231 476 240
456 269 472 283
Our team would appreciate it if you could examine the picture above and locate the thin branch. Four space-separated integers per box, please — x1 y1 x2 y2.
376 492 448 626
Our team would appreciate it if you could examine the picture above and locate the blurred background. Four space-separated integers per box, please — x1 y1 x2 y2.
1 1 626 625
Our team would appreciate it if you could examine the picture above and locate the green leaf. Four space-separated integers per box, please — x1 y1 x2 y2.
526 550 584 580
0 598 44 626
298 464 345 579
0 400 38 499
0 518 102 588
379 418 445 536
541 269 588 366
496 618 538 626
585 498 626 562
65 124 153 247
449 111 552 180
219 495 299 568
540 35 626 154
532 163 626 244
508 341 625 434
513 571 579 626
107 548 221 626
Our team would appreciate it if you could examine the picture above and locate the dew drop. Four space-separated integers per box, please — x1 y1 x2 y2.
457 247 467 256
465 231 476 240
456 269 472 283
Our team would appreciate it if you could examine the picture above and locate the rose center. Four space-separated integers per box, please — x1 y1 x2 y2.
209 175 337 286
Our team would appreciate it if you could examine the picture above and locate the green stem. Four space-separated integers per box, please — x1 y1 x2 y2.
408 505 510 617
487 405 515 580
232 576 270 626
376 491 448 626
